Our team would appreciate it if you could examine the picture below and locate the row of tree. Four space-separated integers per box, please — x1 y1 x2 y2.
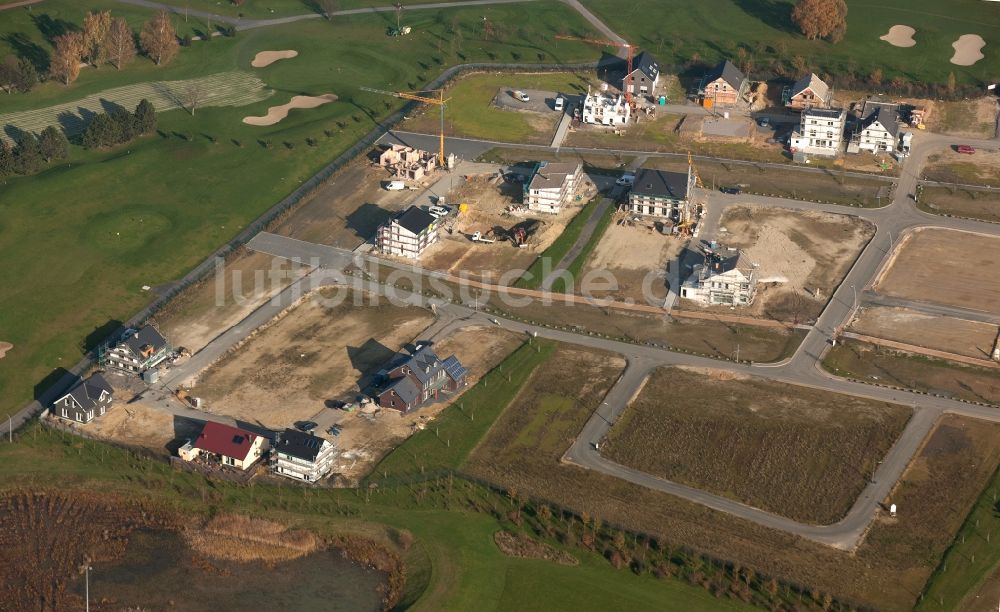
0 126 69 177
81 99 157 149
0 56 38 94
50 10 179 86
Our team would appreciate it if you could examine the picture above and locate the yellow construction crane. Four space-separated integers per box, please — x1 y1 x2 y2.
360 87 450 165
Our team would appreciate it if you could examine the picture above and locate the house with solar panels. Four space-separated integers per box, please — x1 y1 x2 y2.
375 344 468 413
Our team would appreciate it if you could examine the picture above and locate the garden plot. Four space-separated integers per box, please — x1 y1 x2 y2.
601 367 912 525
876 228 1000 313
0 72 272 140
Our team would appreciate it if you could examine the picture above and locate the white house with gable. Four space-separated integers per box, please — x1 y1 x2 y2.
681 250 758 306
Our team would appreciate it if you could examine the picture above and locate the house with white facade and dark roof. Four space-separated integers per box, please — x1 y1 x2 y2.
273 428 336 482
524 161 582 214
52 373 114 424
627 168 694 221
376 344 468 413
101 325 171 374
624 51 660 97
681 250 758 306
790 107 846 159
851 98 901 153
376 206 439 259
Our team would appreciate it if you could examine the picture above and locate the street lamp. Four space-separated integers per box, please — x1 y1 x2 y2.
83 565 93 612
6 414 10 443
851 284 857 311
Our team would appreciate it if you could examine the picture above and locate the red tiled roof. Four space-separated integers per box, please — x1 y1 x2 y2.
194 421 258 460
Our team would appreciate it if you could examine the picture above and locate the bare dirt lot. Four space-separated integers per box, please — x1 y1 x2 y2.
273 158 428 246
420 170 598 280
851 306 998 360
681 205 874 321
601 366 912 524
79 402 198 455
191 289 434 429
579 222 683 303
157 250 309 354
330 325 523 484
921 97 998 139
876 228 1000 313
923 148 1000 188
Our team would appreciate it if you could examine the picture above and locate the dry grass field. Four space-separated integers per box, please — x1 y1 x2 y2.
851 306 999 360
600 367 912 524
462 348 1000 610
876 229 1000 313
191 288 434 428
686 206 874 322
184 514 321 563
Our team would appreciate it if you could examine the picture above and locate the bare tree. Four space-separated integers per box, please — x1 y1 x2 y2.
791 0 848 42
50 32 85 85
82 10 112 67
106 17 137 70
317 0 339 19
140 11 179 66
184 81 204 115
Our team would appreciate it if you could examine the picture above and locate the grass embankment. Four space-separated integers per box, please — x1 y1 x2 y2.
824 339 1000 406
403 71 597 145
580 0 999 84
601 367 912 524
923 161 1000 188
919 186 1000 223
515 198 600 290
549 201 615 294
918 466 1000 610
0 0 603 416
370 339 554 481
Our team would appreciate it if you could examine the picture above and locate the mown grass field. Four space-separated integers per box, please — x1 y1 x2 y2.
515 197 600 289
580 0 1000 84
824 339 1000 406
0 421 738 612
0 0 603 416
601 367 912 524
402 71 597 145
550 200 614 294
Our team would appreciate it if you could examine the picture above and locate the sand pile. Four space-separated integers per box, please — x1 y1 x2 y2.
951 34 985 66
251 50 298 68
0 342 10 359
880 25 916 48
243 94 338 126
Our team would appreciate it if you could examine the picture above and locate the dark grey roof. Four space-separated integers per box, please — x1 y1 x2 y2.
393 206 436 236
629 51 659 82
383 344 466 388
805 108 845 119
861 106 899 138
57 373 113 411
632 169 689 200
122 325 168 356
275 428 327 461
705 60 745 91
386 376 421 407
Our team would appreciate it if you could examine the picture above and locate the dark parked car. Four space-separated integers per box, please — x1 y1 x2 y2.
295 421 318 432
720 186 742 195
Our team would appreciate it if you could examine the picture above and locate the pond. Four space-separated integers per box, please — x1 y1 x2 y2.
74 529 387 611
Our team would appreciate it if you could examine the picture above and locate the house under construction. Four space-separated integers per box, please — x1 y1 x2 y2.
681 248 758 306
379 144 438 181
582 88 631 126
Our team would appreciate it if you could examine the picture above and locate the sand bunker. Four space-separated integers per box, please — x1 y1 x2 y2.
951 34 985 66
251 50 298 68
0 342 11 359
242 94 338 126
880 25 916 48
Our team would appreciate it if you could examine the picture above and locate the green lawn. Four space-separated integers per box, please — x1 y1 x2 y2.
403 71 597 144
580 0 1000 85
0 2 603 415
550 199 613 293
918 466 1000 610
0 422 741 612
515 197 599 289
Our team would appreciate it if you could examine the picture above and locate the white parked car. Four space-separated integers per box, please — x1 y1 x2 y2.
615 173 636 187
384 180 405 191
513 90 530 102
428 205 450 218
554 97 565 112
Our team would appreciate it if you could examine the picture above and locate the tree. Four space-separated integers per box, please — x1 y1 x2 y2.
50 32 85 85
82 114 115 149
82 10 113 67
183 81 203 115
14 58 37 93
868 67 883 86
0 139 14 176
791 0 848 42
946 71 957 96
317 0 339 19
38 126 68 161
134 98 156 134
140 11 179 66
0 55 19 93
13 132 44 174
106 17 137 70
